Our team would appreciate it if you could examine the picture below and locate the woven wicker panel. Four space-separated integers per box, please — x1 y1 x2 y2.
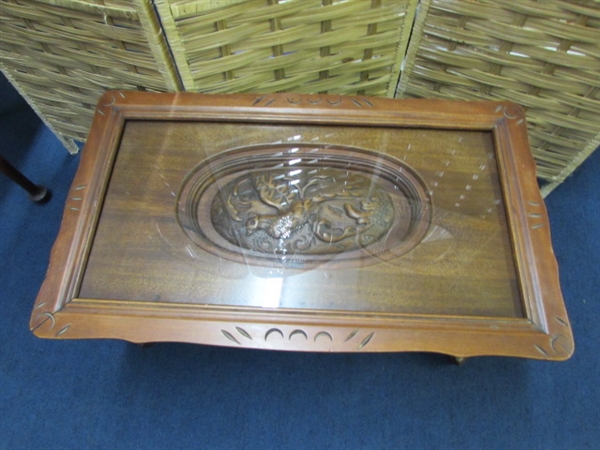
0 0 181 152
396 0 600 196
155 0 418 97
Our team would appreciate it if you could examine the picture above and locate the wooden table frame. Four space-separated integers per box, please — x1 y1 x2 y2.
30 92 573 360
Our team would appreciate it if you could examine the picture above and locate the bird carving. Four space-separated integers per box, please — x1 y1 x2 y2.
219 168 394 252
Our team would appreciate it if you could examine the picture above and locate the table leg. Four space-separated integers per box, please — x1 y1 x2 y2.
449 356 468 365
0 155 50 202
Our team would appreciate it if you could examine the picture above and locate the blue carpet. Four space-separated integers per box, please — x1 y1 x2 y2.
1 76 598 450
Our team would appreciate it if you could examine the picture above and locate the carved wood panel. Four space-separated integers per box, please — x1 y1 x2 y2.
29 91 573 360
177 144 432 268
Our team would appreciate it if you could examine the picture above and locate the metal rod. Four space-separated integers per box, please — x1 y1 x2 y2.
0 155 49 202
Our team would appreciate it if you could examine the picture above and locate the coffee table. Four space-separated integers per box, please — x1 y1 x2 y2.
31 92 573 360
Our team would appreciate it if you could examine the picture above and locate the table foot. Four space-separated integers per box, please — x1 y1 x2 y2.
450 356 468 365
0 155 51 203
30 185 51 203
137 343 155 348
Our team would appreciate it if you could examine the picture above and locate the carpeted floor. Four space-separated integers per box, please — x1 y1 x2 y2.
1 76 598 450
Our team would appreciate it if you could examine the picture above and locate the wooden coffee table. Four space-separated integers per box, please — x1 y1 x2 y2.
31 92 573 360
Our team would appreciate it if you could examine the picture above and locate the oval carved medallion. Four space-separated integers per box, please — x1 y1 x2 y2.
177 144 432 268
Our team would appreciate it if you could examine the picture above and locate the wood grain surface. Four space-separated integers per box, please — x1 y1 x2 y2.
30 92 573 360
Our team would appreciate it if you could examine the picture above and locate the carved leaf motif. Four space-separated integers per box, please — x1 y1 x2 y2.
213 168 396 255
222 330 241 345
359 332 374 350
554 317 568 327
178 143 432 268
55 324 71 337
345 329 360 342
252 95 374 108
219 326 374 351
236 327 252 340
251 172 300 211
68 185 86 211
534 344 549 356
527 201 545 230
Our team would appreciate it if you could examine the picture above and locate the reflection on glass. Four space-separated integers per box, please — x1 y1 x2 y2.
79 122 522 319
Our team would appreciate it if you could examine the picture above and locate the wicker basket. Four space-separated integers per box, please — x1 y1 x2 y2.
154 0 418 97
396 0 600 196
0 0 181 153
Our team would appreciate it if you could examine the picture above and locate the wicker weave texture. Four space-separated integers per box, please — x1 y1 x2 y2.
396 0 600 195
0 0 181 151
155 0 418 97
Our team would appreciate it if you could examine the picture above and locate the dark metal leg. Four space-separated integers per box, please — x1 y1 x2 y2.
0 155 50 202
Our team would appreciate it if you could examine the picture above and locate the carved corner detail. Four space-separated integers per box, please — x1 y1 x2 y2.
495 103 524 124
534 333 573 359
31 303 72 337
533 315 573 359
96 92 125 116
32 310 56 332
